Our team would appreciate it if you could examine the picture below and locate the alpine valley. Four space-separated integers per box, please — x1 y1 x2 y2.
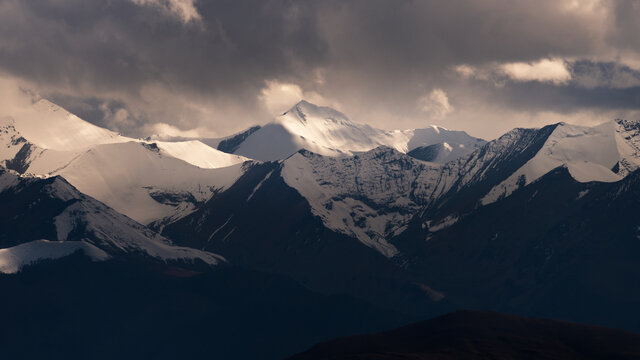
2 99 640 359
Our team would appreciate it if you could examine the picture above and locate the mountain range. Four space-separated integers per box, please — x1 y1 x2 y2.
2 98 640 358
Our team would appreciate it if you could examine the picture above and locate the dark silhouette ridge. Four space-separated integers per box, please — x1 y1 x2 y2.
289 310 640 360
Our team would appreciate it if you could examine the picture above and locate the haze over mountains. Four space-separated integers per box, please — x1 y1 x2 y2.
2 98 640 358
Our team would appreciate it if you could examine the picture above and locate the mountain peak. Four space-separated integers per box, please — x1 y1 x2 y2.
281 100 352 126
7 99 130 151
227 100 486 162
33 98 64 113
288 99 319 111
293 99 313 108
282 99 313 116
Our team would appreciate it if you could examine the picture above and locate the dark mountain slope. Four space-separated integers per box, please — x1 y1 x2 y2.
0 168 222 266
406 143 446 162
0 256 409 360
216 125 261 154
0 171 68 247
406 167 640 331
288 310 640 360
164 162 446 316
427 124 559 221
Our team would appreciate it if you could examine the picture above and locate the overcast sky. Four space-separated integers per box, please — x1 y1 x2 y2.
1 0 640 140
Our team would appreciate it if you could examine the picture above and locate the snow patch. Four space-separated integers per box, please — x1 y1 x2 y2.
0 240 110 274
246 170 274 202
576 189 590 199
427 215 459 232
207 215 233 243
154 140 249 169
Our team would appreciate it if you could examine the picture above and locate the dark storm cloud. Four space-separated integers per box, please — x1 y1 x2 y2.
0 0 326 94
609 0 640 52
486 81 640 115
570 60 640 89
315 0 603 70
0 0 639 138
0 0 332 134
444 60 640 114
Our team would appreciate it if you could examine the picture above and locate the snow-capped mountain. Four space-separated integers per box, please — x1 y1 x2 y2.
167 118 640 263
225 100 485 162
278 125 559 255
3 97 640 356
6 99 131 150
162 161 445 314
46 141 245 225
281 119 640 250
1 99 249 169
481 120 640 204
0 99 250 225
0 168 224 273
163 118 640 325
4 97 640 330
281 147 442 257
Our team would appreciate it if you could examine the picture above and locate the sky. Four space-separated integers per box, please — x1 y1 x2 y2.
1 0 640 140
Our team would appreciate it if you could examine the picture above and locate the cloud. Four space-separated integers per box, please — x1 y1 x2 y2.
452 59 573 86
0 74 38 120
130 0 201 23
94 101 134 131
417 89 453 119
258 80 329 115
452 64 477 79
259 81 305 115
570 60 640 89
144 122 218 140
0 0 639 141
499 58 572 85
454 57 640 90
